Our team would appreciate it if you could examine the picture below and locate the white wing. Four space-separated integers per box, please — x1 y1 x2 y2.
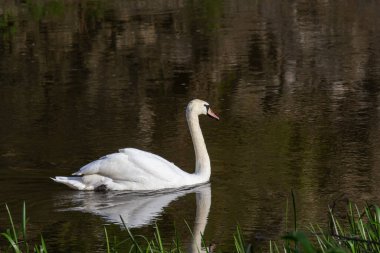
73 148 189 183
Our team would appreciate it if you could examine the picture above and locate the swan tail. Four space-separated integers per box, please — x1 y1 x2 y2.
51 176 87 190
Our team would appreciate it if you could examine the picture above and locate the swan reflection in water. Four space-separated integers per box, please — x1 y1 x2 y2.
56 184 211 252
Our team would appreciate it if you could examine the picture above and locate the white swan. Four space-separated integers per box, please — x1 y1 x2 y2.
52 99 219 191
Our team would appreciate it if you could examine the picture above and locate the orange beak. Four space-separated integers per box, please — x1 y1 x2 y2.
207 108 220 120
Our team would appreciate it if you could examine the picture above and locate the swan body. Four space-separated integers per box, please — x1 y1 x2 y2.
52 99 219 191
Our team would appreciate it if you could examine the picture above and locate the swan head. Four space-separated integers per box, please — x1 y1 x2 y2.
187 99 219 120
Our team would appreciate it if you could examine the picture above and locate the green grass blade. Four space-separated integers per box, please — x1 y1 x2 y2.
285 198 289 232
40 235 47 253
173 224 182 252
154 223 164 253
282 232 315 253
184 220 195 239
2 232 21 253
22 201 26 241
200 232 210 253
5 204 18 243
145 240 153 253
234 225 247 253
22 201 29 252
104 226 111 253
291 190 297 232
35 245 41 253
120 215 143 253
184 220 200 253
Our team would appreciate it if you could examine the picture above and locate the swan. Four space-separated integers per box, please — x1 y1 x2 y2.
52 99 219 191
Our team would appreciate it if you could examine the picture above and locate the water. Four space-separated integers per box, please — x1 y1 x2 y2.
1 0 380 251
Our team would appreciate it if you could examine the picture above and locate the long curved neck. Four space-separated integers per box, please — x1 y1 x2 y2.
187 112 211 179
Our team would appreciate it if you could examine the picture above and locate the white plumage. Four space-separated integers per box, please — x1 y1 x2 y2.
52 99 219 191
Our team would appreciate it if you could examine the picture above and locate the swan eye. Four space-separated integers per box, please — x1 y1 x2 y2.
204 104 210 112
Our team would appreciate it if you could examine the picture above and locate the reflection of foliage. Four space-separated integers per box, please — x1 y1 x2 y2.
83 0 107 31
200 0 222 32
26 0 65 20
187 0 223 34
0 12 16 41
217 71 241 99
85 0 106 22
8 0 106 23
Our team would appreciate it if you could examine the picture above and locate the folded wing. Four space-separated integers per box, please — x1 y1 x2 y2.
73 148 189 183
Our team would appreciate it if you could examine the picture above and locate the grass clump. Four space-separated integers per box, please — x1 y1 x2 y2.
103 218 207 253
1 202 47 253
269 203 380 253
2 201 380 253
322 203 380 252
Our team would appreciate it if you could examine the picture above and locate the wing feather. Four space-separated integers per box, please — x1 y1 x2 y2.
72 148 188 183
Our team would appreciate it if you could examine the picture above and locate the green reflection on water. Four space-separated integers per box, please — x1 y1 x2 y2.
26 0 65 20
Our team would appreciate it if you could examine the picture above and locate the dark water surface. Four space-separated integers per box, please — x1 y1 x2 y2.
1 0 380 251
